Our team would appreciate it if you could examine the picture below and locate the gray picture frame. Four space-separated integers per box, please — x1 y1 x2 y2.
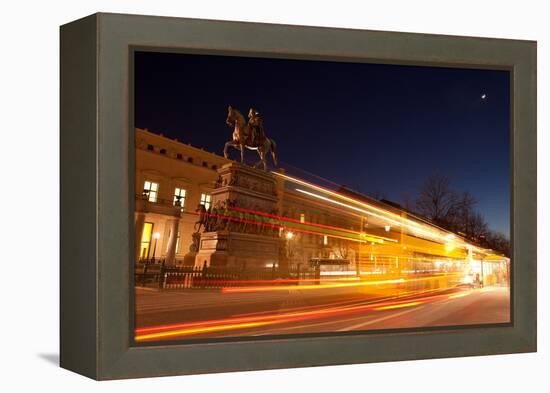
60 12 536 380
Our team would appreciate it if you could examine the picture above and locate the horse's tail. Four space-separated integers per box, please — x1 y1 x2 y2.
269 138 278 166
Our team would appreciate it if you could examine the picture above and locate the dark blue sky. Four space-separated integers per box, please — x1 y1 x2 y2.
134 51 510 236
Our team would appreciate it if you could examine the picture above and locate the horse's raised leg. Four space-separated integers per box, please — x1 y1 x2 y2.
223 141 231 159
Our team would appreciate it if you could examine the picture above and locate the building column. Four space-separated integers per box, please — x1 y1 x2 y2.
165 218 179 265
135 212 146 261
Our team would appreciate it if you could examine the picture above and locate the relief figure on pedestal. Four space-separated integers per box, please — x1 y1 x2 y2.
194 204 208 232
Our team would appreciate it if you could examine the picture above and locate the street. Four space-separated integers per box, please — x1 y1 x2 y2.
135 284 510 342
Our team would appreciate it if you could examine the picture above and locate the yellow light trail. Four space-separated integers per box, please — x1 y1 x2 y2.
373 301 422 311
135 321 272 342
295 188 404 228
295 188 444 243
448 292 471 299
274 171 500 257
273 171 412 223
221 273 463 294
222 278 405 293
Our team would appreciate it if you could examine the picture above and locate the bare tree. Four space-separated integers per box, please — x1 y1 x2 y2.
461 212 488 240
485 231 511 257
415 174 460 227
450 191 479 234
455 191 477 215
415 175 484 237
412 174 509 256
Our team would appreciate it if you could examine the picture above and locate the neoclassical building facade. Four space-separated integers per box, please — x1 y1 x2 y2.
135 128 228 264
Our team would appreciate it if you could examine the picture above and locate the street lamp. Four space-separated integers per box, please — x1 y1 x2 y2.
284 231 295 270
151 232 160 263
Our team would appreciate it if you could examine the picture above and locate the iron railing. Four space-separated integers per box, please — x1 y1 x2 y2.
134 261 319 290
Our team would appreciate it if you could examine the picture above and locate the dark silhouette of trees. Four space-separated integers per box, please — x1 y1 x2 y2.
415 174 456 225
483 231 511 257
409 174 510 256
415 174 476 231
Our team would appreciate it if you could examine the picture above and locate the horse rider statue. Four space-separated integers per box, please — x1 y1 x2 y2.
248 108 265 146
224 106 278 170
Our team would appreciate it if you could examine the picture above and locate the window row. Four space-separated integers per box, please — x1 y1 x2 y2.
142 180 211 210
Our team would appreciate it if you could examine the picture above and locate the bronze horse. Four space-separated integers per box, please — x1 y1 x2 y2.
224 106 278 170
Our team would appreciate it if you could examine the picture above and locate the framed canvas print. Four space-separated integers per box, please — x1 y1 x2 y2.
60 13 536 380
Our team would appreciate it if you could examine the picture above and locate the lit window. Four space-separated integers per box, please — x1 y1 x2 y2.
323 235 328 246
200 193 212 210
143 181 159 202
300 213 305 223
140 222 153 259
173 188 186 207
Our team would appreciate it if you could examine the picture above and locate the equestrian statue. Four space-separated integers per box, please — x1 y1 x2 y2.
224 106 278 171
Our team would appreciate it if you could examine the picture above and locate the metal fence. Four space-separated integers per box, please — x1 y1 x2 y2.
135 261 318 290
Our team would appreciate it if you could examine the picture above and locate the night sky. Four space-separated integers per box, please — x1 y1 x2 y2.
134 51 510 237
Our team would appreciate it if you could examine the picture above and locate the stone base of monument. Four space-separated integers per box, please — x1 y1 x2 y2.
194 162 282 269
194 231 279 268
182 252 197 266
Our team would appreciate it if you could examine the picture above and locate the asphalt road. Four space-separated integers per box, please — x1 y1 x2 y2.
134 285 510 342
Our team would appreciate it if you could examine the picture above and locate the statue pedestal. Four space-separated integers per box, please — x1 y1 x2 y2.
195 231 279 268
194 162 281 269
213 162 278 212
194 231 229 268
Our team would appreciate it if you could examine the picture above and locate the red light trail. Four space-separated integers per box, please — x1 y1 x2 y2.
134 288 473 341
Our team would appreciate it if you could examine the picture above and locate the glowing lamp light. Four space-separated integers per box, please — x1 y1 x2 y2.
153 232 161 240
384 225 391 232
286 232 294 240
